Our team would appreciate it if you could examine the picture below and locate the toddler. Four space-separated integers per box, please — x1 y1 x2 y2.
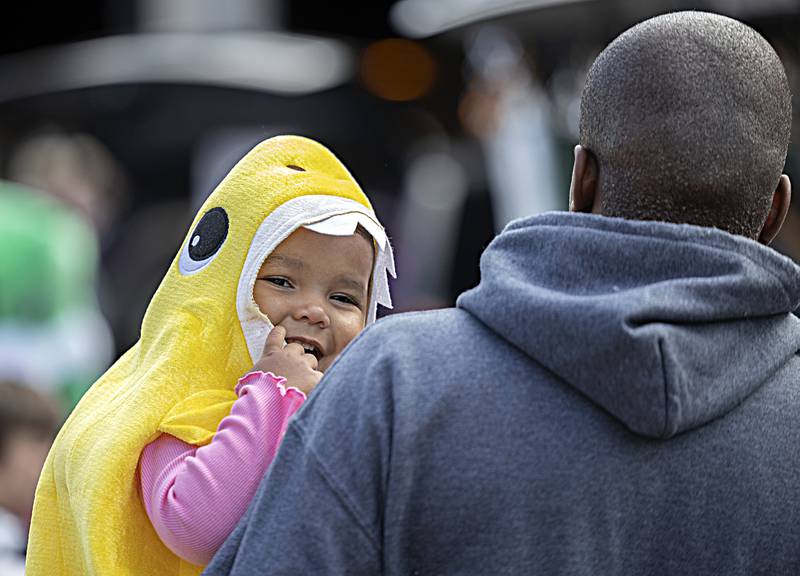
26 135 395 575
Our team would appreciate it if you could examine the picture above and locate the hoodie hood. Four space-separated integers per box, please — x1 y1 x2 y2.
457 212 800 439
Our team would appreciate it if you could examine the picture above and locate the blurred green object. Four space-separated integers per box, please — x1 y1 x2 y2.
0 181 113 411
0 182 96 320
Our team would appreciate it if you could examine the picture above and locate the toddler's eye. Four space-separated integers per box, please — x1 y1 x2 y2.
331 293 360 308
262 277 293 288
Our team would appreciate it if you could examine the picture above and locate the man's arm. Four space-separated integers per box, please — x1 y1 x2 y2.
203 325 394 575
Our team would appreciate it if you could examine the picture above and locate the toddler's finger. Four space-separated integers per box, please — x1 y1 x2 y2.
262 325 286 354
305 353 319 371
284 342 307 356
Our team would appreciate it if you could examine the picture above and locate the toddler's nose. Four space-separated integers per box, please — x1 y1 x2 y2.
293 302 330 328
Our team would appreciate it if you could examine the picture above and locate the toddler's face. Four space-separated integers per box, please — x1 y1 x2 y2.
254 227 374 372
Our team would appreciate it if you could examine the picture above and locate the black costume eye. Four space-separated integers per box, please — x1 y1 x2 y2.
188 207 228 261
178 207 229 275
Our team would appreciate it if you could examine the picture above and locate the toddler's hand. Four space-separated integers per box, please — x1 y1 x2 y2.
252 326 322 396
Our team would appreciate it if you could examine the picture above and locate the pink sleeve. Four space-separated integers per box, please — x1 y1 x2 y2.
138 371 306 566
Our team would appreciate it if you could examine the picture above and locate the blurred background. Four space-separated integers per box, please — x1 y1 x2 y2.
0 0 798 567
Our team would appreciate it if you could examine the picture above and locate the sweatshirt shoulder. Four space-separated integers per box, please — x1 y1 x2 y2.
324 308 483 369
319 308 490 385
331 308 489 376
360 307 480 343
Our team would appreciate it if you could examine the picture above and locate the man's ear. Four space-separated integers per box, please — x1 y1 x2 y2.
569 145 600 213
758 174 791 245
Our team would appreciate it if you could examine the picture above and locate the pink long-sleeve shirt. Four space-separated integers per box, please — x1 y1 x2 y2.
138 371 306 566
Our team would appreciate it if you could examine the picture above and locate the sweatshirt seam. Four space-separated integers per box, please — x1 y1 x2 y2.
290 422 381 553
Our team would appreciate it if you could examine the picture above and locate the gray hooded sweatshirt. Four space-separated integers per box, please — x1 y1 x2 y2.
205 212 800 576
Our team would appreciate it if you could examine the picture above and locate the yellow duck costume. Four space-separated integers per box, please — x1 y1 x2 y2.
26 135 395 575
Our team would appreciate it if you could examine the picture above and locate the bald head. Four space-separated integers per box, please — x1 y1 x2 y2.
578 11 792 239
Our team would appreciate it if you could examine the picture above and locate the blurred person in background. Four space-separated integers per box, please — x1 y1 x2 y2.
460 26 564 231
8 130 126 238
0 381 60 576
8 129 127 356
0 181 113 411
206 12 800 575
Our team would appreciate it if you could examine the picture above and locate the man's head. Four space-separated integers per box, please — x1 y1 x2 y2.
570 11 792 244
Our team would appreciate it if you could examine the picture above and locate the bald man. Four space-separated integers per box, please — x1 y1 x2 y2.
206 12 800 575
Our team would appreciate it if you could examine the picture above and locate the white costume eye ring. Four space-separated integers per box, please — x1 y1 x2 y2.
178 207 229 275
